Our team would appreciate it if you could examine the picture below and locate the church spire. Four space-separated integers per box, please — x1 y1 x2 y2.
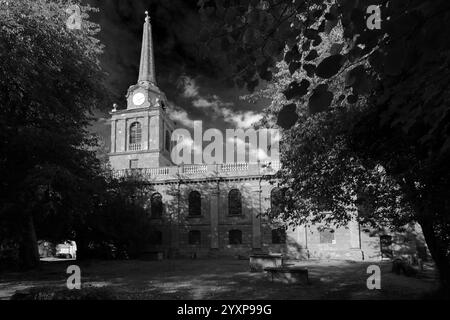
138 11 156 85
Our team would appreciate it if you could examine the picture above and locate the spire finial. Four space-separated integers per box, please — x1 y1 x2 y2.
138 9 156 85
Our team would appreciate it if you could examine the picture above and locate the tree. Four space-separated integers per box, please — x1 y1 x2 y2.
75 173 156 260
199 0 450 292
0 0 107 268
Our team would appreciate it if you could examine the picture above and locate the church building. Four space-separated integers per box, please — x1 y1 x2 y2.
108 13 426 261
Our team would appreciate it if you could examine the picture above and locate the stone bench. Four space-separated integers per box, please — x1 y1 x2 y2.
264 267 309 284
249 253 283 272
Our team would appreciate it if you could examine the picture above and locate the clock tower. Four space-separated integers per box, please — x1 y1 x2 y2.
109 12 175 170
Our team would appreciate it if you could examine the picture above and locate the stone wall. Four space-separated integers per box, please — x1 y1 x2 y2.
137 177 425 261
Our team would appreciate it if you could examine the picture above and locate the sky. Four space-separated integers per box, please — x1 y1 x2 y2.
85 0 270 150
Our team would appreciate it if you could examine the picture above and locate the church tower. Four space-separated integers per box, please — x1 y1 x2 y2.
109 12 174 170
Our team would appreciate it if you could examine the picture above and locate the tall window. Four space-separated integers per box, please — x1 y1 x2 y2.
129 122 142 145
270 188 283 217
228 189 242 216
319 228 335 244
188 191 201 216
272 228 287 244
188 230 201 245
165 130 171 152
229 230 242 245
150 193 163 218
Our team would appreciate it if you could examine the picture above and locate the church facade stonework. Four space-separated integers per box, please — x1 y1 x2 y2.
109 13 426 261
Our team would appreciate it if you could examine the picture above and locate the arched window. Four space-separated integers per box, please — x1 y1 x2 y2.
188 191 201 216
270 188 283 217
188 230 201 245
229 230 242 245
150 193 163 218
149 230 162 245
228 189 242 216
129 122 142 145
272 228 287 244
165 130 171 152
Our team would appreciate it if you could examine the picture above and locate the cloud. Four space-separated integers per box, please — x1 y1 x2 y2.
223 111 263 129
227 136 270 162
177 77 263 129
177 75 200 98
167 101 196 128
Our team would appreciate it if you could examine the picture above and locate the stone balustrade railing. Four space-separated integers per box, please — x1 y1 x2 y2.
112 161 280 181
129 143 142 152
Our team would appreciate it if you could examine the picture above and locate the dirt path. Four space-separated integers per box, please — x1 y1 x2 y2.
0 259 439 300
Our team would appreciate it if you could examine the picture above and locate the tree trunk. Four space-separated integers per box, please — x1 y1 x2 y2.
18 212 40 270
418 218 450 296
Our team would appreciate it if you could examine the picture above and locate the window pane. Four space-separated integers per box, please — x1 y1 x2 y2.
271 188 283 217
130 122 142 145
151 193 163 218
228 189 242 215
189 191 201 216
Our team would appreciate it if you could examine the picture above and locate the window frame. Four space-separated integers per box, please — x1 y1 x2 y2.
228 189 242 216
129 122 142 145
150 192 163 219
188 191 202 217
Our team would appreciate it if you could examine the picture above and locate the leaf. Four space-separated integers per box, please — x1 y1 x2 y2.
284 44 301 64
277 104 299 129
303 64 316 77
305 50 318 61
304 29 318 40
289 61 302 74
312 34 322 46
330 43 345 55
283 79 310 100
309 84 333 114
316 54 345 79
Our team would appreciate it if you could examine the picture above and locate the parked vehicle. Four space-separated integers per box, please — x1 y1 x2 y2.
55 241 77 259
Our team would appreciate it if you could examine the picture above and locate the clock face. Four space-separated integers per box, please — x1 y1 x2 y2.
132 92 145 106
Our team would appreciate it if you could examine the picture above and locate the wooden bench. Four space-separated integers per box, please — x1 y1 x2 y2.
264 267 309 284
249 254 283 272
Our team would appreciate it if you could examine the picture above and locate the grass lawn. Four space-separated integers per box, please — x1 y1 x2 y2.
0 259 440 300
